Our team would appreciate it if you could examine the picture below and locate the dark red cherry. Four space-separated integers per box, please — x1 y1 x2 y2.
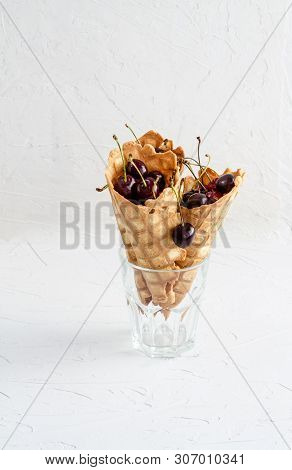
181 191 192 207
205 179 218 191
206 190 222 202
185 192 208 208
131 181 138 198
129 183 143 204
216 173 235 194
172 223 195 248
182 190 195 206
114 174 136 198
148 171 165 192
126 159 147 179
182 189 207 207
136 177 159 201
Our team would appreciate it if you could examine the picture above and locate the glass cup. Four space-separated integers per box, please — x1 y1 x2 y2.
121 254 209 358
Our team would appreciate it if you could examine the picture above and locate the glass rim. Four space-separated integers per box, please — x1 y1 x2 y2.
122 253 208 273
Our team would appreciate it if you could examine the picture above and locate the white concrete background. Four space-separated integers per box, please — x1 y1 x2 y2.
0 0 292 450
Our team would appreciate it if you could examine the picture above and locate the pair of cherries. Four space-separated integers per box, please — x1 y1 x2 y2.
114 159 165 204
182 173 235 209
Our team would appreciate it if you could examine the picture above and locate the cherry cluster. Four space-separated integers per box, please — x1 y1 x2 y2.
172 174 235 248
182 173 235 208
114 159 165 205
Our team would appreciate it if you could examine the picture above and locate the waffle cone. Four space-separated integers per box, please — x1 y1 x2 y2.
179 168 245 268
105 130 245 310
165 168 245 309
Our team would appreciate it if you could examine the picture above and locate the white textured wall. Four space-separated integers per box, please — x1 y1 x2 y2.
0 0 291 245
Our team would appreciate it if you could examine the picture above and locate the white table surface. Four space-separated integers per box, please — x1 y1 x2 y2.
0 226 291 450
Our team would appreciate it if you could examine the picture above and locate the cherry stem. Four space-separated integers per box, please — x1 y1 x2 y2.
125 123 141 144
183 161 206 190
113 134 127 182
179 177 185 197
96 184 108 192
184 157 200 165
199 154 212 182
197 136 202 167
128 154 146 187
171 179 184 225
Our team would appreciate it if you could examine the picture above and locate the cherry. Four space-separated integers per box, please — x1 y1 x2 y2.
182 189 208 207
126 159 147 179
216 173 235 194
205 179 218 191
148 171 165 192
172 223 195 248
182 190 195 204
181 190 194 207
128 182 143 204
205 181 221 205
114 174 136 198
185 192 208 208
131 181 138 198
136 177 160 201
206 189 222 201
